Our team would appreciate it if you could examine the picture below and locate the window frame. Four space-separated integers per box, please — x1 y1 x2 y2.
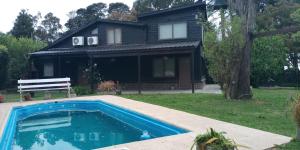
158 22 187 40
106 28 122 45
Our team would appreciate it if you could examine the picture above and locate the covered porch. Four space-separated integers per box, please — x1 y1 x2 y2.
30 41 204 93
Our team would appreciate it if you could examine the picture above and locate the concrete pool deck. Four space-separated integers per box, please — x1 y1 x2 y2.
0 95 291 150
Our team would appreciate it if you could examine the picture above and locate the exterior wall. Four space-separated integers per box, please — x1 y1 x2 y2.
98 23 146 45
51 23 146 49
138 7 205 44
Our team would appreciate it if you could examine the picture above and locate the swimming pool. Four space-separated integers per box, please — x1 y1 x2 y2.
0 100 188 150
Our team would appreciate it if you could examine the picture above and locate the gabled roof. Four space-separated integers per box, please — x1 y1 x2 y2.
31 41 200 57
138 1 206 18
42 19 145 51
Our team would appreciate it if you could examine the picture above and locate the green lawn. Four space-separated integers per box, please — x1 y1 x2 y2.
122 88 300 150
2 91 69 103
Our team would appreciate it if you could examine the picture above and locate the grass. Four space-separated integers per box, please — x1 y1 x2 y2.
122 88 300 150
1 91 69 102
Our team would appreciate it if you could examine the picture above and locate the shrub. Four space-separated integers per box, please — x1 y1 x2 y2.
98 81 116 92
0 34 46 86
73 86 91 96
191 128 237 150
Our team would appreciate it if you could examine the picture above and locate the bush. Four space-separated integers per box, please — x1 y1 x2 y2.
0 34 46 86
251 36 288 87
73 86 91 96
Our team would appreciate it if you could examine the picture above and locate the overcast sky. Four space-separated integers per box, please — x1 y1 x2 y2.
0 0 134 33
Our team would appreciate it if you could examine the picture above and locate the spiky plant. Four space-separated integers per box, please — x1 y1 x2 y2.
191 128 237 150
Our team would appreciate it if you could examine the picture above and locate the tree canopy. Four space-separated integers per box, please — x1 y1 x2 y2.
133 0 196 14
0 34 46 86
11 9 34 38
65 3 107 31
35 12 62 43
107 2 137 21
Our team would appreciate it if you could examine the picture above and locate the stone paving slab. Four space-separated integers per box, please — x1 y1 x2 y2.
0 95 291 150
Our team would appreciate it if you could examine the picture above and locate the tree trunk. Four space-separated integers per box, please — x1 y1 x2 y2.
226 0 257 99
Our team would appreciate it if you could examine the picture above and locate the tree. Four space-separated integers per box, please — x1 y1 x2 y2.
11 9 34 38
203 16 246 99
0 35 46 86
251 36 289 87
108 2 130 14
107 2 137 21
0 45 8 89
35 12 62 43
133 0 196 14
172 0 195 6
203 0 300 99
65 3 107 31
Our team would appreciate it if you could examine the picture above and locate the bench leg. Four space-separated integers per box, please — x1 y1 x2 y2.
19 92 22 102
67 87 71 98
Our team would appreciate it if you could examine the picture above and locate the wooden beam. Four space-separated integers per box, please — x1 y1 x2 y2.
138 55 141 94
58 56 61 77
253 26 300 38
89 56 95 92
191 52 195 94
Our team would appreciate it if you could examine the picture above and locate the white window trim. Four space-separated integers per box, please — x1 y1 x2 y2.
158 22 187 40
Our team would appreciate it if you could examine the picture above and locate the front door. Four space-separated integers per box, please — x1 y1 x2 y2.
179 57 191 89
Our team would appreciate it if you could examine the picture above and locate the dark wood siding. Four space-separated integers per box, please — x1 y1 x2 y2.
51 23 146 49
139 7 205 44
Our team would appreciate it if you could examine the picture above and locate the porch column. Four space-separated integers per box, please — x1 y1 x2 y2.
89 56 95 92
137 55 141 94
58 56 61 77
28 57 32 79
191 52 195 93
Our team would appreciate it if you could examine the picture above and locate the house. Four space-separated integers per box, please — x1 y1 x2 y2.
29 2 207 93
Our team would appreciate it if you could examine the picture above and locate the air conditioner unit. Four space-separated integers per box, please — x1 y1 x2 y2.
72 36 84 46
87 36 98 46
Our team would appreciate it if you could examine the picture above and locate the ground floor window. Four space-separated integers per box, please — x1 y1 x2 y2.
44 62 54 77
153 57 175 78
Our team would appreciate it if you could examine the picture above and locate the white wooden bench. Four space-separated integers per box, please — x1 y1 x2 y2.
18 78 71 102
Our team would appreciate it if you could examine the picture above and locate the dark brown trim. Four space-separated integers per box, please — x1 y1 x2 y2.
138 55 141 94
58 56 61 77
191 51 195 93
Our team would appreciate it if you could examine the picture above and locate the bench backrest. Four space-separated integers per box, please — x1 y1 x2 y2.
18 78 71 92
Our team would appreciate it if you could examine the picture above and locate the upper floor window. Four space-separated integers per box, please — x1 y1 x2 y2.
159 22 187 40
107 28 122 44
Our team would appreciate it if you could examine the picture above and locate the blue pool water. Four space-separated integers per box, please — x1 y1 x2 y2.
0 100 188 150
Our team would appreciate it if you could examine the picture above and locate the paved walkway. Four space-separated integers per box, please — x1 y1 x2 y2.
122 84 222 94
0 95 291 150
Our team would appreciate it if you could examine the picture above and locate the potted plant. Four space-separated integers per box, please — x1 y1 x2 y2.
191 128 237 150
0 92 4 103
293 96 300 140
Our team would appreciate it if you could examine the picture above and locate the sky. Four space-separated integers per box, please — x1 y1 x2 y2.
0 0 134 33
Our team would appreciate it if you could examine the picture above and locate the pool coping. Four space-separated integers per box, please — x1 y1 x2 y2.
0 95 292 150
